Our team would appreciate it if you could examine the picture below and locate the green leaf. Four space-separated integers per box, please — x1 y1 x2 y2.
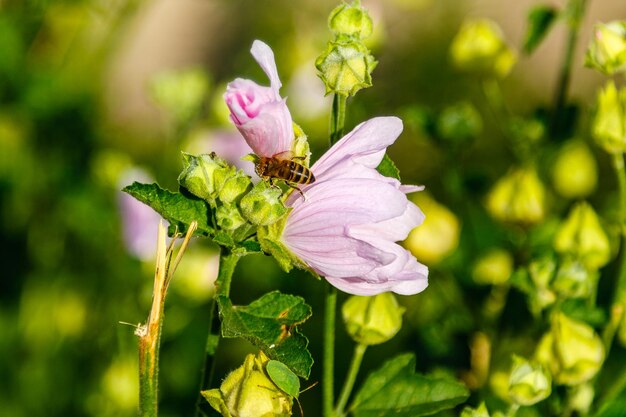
376 153 401 181
218 291 313 378
523 5 558 54
350 353 469 417
122 182 213 236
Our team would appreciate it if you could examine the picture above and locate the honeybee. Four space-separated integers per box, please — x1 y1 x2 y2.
255 151 316 190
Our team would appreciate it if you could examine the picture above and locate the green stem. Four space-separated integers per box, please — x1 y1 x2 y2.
194 249 241 417
593 363 626 417
335 343 367 417
613 153 626 296
330 94 347 145
550 0 588 137
323 282 338 417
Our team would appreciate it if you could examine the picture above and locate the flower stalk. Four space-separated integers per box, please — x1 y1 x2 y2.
323 282 338 417
335 343 367 417
331 94 347 145
138 221 197 417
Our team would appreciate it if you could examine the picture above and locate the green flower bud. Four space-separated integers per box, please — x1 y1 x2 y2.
404 193 460 265
528 257 558 312
240 181 288 226
316 40 376 96
508 355 551 406
450 19 517 78
592 80 626 154
178 153 233 203
535 312 605 385
219 172 253 204
342 293 404 345
472 248 513 285
460 402 491 417
202 351 293 417
585 21 626 75
552 258 597 299
216 203 248 231
150 68 210 124
551 140 598 199
553 202 610 270
436 101 483 146
486 167 546 225
328 2 373 40
569 383 595 415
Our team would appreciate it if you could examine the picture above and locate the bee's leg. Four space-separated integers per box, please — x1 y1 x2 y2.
286 183 307 201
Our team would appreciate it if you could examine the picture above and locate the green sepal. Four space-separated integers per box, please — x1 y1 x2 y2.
218 291 314 378
376 153 401 181
122 182 213 236
201 389 232 417
257 215 313 274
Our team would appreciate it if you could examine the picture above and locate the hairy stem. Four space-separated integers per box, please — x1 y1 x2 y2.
335 343 367 417
323 282 338 417
330 94 347 145
139 221 196 417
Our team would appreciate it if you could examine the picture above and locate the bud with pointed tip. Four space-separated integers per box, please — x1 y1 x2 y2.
508 355 551 406
585 21 626 75
201 351 293 417
178 153 234 204
316 40 376 96
592 80 626 154
486 166 546 225
240 181 288 226
328 2 373 40
553 201 610 270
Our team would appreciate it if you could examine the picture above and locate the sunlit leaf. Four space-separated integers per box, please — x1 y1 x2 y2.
122 182 213 236
218 291 313 378
350 353 469 417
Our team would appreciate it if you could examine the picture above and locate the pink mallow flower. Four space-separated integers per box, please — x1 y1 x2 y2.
224 40 294 158
282 117 429 296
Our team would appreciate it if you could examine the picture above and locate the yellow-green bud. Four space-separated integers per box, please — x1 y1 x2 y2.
219 172 253 204
450 19 517 78
585 21 626 75
216 203 248 231
315 40 376 96
240 181 288 226
150 68 210 124
552 258 597 299
508 355 551 406
460 402 491 417
535 313 605 385
592 81 626 154
528 257 558 313
178 153 233 203
328 2 373 40
202 351 293 417
341 293 404 345
569 383 595 415
472 248 513 285
553 201 610 270
404 193 460 265
551 140 598 199
486 166 546 225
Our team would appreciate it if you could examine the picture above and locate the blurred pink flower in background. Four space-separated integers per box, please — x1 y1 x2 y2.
224 40 294 158
282 117 429 296
118 168 163 260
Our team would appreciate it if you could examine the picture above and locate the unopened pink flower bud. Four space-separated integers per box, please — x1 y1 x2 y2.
224 40 294 158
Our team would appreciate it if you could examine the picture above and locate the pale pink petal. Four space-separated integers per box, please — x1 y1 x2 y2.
251 40 282 96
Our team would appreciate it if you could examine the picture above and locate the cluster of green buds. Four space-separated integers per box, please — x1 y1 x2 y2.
485 166 546 225
450 19 517 79
585 21 626 75
342 293 404 345
535 312 605 386
202 351 294 417
178 153 287 242
316 0 376 96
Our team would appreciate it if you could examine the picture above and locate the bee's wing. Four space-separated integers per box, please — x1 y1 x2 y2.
273 150 294 161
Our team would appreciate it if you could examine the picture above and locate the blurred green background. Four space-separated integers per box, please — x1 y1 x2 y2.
2 0 626 416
